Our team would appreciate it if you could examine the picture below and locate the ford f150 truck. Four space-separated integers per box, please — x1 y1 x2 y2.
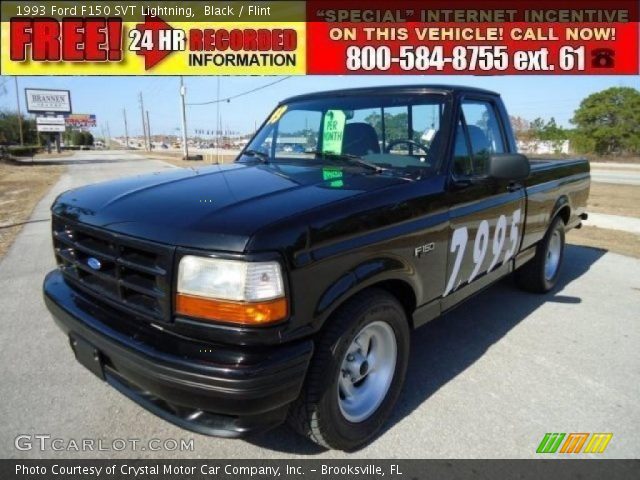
44 85 590 451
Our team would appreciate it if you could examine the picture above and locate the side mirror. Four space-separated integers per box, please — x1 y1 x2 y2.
488 153 530 181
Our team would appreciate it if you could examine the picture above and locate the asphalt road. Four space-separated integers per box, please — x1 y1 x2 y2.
591 170 640 186
1 151 639 459
589 163 640 186
585 213 640 234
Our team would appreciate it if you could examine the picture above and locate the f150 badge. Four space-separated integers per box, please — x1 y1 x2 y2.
414 243 435 258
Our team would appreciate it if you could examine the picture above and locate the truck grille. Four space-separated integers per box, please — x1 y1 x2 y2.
52 216 174 323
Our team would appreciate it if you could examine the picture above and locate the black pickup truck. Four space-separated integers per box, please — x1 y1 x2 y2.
44 85 589 451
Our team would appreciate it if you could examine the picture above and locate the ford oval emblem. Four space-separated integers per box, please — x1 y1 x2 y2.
87 257 102 270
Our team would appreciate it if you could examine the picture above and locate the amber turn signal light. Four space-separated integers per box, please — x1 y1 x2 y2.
175 293 287 326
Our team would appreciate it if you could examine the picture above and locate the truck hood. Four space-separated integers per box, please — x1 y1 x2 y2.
52 163 409 252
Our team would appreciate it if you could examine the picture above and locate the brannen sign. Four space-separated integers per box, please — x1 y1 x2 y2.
25 89 72 113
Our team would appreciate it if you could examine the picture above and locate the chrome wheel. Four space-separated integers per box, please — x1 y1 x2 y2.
545 230 562 281
337 321 397 423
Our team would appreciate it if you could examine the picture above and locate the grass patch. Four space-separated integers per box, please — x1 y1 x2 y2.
587 183 640 218
567 226 640 259
0 161 63 259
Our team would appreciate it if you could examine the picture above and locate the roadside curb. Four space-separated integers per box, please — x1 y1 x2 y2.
590 162 640 171
585 212 640 235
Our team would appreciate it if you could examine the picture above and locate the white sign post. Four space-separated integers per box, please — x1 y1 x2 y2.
27 88 72 154
36 117 66 126
36 124 66 133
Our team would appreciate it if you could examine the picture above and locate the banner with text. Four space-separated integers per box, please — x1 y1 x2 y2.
0 0 638 75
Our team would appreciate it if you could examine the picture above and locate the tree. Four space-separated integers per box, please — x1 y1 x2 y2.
81 131 94 146
571 87 640 155
529 117 546 136
512 116 571 154
509 115 531 142
365 111 409 142
62 127 74 145
0 110 38 145
518 117 546 150
61 129 93 146
539 118 569 153
71 130 84 146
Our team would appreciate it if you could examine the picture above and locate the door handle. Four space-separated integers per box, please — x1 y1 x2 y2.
507 182 523 192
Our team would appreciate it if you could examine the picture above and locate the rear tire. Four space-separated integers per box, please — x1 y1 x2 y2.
515 215 565 293
287 288 410 451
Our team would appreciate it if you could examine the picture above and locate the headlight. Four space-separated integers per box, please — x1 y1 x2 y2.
176 256 287 326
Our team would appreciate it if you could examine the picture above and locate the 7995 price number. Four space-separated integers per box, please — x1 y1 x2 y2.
345 45 586 72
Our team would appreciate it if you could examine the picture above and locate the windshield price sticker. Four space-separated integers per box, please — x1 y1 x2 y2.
306 1 639 75
322 110 347 154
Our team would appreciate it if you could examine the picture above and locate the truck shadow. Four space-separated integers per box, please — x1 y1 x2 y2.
247 244 605 454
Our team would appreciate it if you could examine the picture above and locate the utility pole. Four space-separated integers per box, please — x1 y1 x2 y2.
106 122 112 149
146 110 152 150
14 77 24 146
216 77 221 163
179 76 189 159
139 92 148 151
101 125 107 148
122 108 129 149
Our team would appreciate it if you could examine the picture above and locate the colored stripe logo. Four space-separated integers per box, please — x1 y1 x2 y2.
537 433 612 454
584 433 614 453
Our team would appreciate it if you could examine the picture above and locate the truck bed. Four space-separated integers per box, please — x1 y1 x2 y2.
522 158 590 250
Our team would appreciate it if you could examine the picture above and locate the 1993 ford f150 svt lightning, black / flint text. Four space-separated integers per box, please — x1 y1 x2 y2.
44 85 590 450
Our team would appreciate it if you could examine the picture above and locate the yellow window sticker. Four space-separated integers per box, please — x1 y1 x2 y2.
268 105 288 124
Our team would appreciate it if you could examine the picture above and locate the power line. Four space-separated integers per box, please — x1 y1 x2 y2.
146 77 172 98
186 77 292 106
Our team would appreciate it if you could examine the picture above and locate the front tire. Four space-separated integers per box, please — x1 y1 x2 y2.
515 215 566 293
287 289 410 451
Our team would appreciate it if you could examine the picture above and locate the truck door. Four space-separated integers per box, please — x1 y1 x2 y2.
442 97 526 309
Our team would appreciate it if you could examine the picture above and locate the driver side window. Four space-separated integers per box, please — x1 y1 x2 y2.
453 100 506 178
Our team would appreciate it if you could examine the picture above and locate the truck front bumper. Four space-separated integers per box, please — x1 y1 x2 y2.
43 270 313 437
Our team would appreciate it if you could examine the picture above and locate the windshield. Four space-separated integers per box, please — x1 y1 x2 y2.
241 93 450 178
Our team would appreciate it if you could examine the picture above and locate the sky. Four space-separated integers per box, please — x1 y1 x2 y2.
0 75 638 138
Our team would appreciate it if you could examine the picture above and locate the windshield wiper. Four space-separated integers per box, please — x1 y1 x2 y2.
307 151 385 173
241 149 270 163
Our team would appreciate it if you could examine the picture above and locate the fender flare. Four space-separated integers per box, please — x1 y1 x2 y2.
314 256 420 326
551 195 571 224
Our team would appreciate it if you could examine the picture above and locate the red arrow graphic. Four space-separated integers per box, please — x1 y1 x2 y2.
133 16 175 70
